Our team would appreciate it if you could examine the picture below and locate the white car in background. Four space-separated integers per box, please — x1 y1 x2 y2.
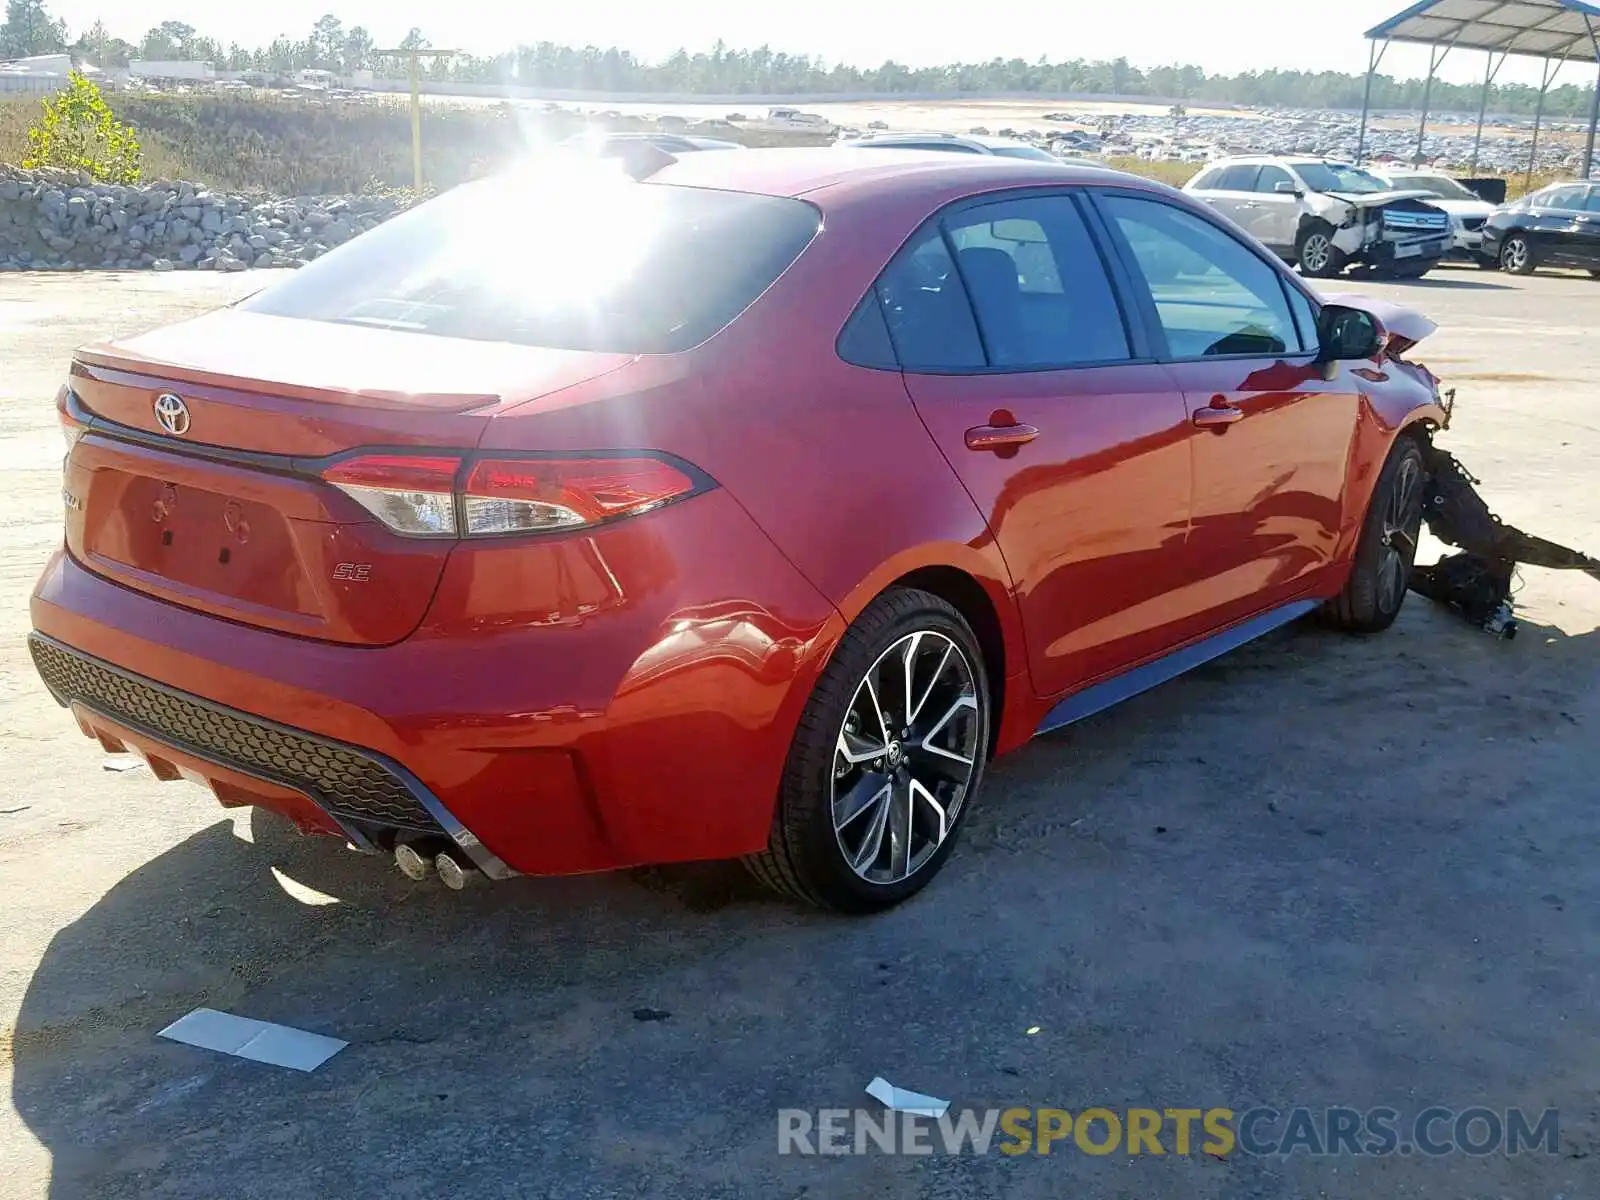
1184 156 1453 278
1370 168 1498 265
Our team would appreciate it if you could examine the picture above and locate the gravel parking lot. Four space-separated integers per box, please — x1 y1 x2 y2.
1 267 1597 1199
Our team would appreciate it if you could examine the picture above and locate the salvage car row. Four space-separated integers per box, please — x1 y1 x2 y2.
1185 156 1600 279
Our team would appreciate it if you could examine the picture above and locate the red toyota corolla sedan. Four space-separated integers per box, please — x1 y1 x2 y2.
29 148 1446 911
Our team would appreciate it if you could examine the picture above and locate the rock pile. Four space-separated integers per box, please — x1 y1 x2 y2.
0 165 412 271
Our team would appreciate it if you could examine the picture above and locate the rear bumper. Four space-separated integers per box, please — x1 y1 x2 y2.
29 490 845 875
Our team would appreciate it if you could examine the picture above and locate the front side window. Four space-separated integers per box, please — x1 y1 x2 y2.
942 195 1131 369
1584 188 1600 213
1099 194 1303 359
1540 186 1585 211
1255 165 1294 194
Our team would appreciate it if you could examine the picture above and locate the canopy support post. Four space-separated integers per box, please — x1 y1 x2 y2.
1527 55 1564 193
1414 42 1452 165
1583 18 1599 179
1470 51 1507 174
1356 38 1389 165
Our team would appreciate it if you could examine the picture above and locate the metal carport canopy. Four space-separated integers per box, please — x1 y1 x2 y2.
1367 0 1600 60
1356 0 1600 178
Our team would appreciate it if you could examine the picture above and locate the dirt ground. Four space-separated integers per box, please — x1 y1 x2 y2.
0 266 1597 1199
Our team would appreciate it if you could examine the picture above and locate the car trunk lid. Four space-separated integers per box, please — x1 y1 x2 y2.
63 310 636 645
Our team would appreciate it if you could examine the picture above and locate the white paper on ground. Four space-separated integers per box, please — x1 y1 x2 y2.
865 1076 950 1118
158 1008 347 1072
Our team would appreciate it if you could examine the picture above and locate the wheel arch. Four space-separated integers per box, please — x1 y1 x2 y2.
888 564 1009 759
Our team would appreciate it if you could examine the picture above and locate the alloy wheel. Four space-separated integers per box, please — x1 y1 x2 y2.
1378 452 1423 613
1301 234 1332 274
1502 237 1529 272
831 631 980 886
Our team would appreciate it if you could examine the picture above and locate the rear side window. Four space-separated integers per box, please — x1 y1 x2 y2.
1217 165 1262 191
875 228 987 370
1584 188 1600 213
1099 194 1302 359
239 176 820 353
1190 168 1223 191
943 196 1130 368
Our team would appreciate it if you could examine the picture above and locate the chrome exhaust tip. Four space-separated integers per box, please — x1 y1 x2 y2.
435 851 477 891
394 842 433 881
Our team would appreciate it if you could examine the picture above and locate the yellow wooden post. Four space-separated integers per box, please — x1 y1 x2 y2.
376 48 459 193
409 55 422 192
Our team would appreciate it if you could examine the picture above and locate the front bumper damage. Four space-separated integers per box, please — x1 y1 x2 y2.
1325 194 1453 270
1410 393 1600 639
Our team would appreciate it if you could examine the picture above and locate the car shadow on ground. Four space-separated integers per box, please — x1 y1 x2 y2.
11 602 1600 1199
1370 275 1515 290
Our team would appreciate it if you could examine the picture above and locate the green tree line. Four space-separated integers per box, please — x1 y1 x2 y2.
3 1 1596 118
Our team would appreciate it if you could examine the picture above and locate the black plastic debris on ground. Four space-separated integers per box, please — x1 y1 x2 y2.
1409 441 1600 640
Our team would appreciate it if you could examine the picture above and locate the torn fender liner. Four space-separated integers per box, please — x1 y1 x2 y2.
1409 442 1600 639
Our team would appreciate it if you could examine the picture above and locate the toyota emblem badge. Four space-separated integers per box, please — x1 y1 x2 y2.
153 393 190 436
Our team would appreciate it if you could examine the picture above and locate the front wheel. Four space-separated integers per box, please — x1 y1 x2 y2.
744 588 990 912
1323 438 1426 634
1500 234 1536 275
1296 223 1344 278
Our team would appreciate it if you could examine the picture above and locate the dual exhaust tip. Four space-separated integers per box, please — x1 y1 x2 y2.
393 840 477 890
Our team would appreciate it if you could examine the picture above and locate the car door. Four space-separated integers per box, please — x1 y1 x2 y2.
876 193 1196 698
1525 185 1588 266
1194 164 1262 232
1091 190 1361 634
1578 187 1600 267
1247 164 1302 255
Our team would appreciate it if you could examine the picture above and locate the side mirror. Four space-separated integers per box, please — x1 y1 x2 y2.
1275 180 1301 196
1317 304 1387 365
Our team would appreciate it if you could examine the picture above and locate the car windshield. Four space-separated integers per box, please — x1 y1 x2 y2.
1387 174 1479 201
238 168 820 354
988 144 1060 162
1293 163 1389 195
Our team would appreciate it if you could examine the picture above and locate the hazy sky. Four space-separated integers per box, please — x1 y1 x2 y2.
44 0 1591 88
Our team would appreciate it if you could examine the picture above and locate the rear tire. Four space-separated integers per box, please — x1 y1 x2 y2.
1323 438 1426 634
1500 234 1536 275
1296 222 1344 278
744 588 990 913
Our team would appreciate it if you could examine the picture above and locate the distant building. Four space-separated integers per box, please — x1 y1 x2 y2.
0 53 97 95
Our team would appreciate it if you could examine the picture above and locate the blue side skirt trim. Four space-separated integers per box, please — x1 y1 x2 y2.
1033 599 1320 738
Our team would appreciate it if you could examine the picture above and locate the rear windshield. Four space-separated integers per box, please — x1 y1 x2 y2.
238 173 820 353
988 144 1060 162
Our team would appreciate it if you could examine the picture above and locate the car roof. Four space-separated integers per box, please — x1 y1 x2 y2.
646 146 1124 202
1206 156 1348 167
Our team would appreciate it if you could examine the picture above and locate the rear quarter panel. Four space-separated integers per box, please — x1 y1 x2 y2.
479 180 1030 740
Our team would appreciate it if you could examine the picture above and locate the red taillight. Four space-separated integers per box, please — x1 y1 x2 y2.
321 453 699 538
322 455 462 537
462 457 696 535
